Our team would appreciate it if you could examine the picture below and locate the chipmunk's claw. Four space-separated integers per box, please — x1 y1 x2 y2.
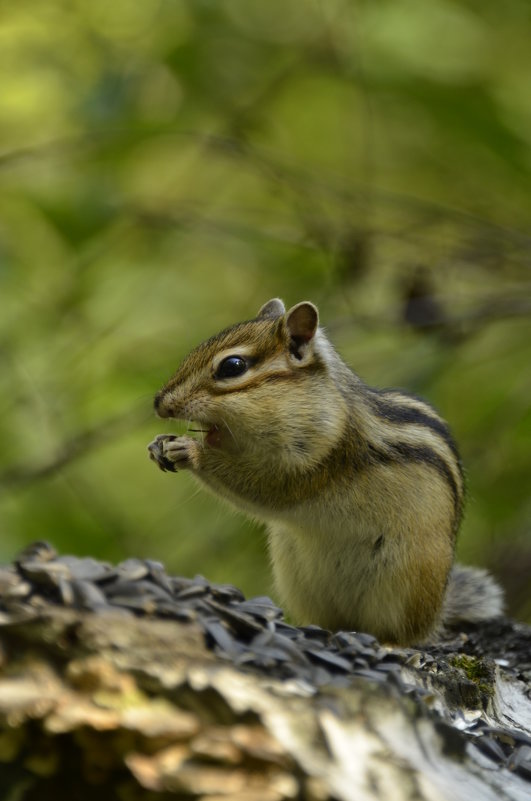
148 434 200 472
148 436 177 472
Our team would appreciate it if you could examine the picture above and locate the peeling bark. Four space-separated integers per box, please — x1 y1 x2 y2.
0 604 529 801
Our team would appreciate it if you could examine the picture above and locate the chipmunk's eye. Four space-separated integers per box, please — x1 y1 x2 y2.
215 355 248 379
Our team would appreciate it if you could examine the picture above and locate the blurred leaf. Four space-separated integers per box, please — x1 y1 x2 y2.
0 0 529 622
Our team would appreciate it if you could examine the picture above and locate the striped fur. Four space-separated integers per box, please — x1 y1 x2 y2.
359 388 464 530
151 298 502 644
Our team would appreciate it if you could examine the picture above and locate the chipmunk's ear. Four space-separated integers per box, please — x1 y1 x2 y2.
257 298 285 318
285 301 319 362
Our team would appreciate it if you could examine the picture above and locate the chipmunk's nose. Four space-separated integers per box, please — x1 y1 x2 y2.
153 390 170 418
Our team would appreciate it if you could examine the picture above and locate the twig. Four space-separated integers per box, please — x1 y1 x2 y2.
0 405 149 495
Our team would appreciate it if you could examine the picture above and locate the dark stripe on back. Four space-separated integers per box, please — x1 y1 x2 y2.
367 441 462 521
365 391 461 461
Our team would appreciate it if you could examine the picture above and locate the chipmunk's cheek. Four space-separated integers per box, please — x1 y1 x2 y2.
205 424 222 448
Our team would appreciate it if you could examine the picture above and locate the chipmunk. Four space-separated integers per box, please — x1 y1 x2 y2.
148 299 504 645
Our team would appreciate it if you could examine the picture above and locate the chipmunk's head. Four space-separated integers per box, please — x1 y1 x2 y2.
154 299 347 465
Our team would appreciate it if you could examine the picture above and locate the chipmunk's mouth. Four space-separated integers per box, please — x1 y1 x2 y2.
205 424 221 447
188 423 222 448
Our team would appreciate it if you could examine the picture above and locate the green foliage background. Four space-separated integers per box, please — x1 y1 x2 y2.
0 1 529 621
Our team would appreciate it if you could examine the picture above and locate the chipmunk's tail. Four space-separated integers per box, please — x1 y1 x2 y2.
442 564 505 626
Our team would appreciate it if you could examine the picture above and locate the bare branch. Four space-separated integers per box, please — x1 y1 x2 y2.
0 405 149 495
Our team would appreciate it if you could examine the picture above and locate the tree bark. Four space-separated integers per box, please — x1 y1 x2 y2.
0 604 530 801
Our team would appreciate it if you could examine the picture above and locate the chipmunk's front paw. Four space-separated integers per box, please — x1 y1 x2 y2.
147 435 201 472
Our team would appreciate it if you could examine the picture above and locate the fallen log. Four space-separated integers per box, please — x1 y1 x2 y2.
0 542 529 800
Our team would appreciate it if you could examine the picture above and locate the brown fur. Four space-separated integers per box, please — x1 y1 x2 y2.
149 298 503 644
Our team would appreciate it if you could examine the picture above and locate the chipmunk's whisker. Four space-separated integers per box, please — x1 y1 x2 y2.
220 415 236 444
